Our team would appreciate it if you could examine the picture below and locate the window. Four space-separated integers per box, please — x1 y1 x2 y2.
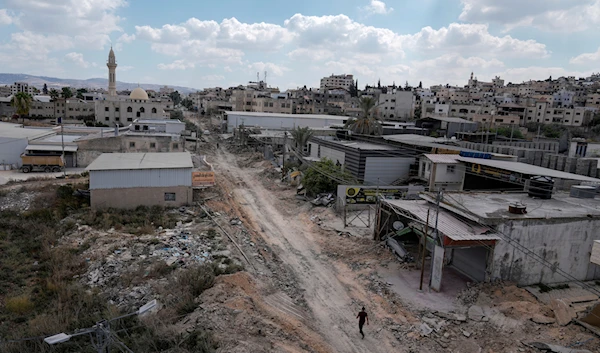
127 106 132 112
151 107 157 113
143 125 148 131
127 117 133 121
129 142 135 148
164 193 176 201
139 107 145 113
134 125 140 131
105 116 109 121
115 107 119 112
115 117 120 121
136 112 141 117
172 143 179 149
105 107 109 112
150 142 156 148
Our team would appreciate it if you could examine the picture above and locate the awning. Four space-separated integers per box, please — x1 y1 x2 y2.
26 144 78 152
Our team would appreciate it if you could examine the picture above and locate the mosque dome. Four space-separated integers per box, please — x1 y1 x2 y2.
130 87 149 100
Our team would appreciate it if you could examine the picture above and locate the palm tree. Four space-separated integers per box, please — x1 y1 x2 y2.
291 126 314 155
61 87 73 99
10 92 32 122
49 89 60 102
345 96 382 135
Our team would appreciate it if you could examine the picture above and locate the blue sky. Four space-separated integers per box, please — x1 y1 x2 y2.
0 0 599 90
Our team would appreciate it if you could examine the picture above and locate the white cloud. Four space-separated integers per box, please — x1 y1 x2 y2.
118 33 135 43
248 62 289 77
65 52 90 68
217 18 291 51
201 74 225 81
362 0 394 15
0 9 14 25
158 60 195 70
570 47 600 66
224 66 233 72
405 23 549 58
459 0 600 32
119 65 134 71
287 48 334 61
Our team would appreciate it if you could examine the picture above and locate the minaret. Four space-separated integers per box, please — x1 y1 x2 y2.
107 47 117 96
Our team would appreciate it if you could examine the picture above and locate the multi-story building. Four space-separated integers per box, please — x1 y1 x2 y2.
94 89 171 126
525 101 592 126
377 90 413 120
320 74 354 91
586 93 600 109
30 98 95 120
11 82 35 95
0 85 11 97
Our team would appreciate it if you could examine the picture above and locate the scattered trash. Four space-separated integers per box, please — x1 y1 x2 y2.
310 193 335 207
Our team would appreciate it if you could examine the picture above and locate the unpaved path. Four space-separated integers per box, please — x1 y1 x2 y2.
210 146 400 353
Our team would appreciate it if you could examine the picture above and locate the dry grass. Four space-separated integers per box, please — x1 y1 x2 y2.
5 295 34 315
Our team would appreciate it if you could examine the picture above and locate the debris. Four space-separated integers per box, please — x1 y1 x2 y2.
433 311 467 322
467 305 487 322
550 299 576 326
462 330 471 338
531 314 556 325
420 323 433 336
386 237 414 263
310 193 335 207
229 218 242 226
525 341 592 353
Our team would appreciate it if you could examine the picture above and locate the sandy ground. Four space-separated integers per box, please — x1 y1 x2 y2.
0 167 86 185
207 146 407 352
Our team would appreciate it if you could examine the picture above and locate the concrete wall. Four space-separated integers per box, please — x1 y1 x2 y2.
320 146 345 165
363 157 413 184
492 218 600 285
226 113 347 132
0 137 27 167
76 135 184 167
434 163 465 183
91 185 192 209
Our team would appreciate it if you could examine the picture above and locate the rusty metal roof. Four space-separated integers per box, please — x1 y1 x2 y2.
382 199 500 242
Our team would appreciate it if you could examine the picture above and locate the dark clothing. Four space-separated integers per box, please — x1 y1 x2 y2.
357 311 368 338
357 311 368 324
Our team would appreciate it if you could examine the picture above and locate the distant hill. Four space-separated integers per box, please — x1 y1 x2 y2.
0 73 198 94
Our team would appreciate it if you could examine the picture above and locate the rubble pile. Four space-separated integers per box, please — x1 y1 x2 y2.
0 188 36 211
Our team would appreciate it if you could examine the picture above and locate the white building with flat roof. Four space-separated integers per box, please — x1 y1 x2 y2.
224 111 347 133
320 74 354 91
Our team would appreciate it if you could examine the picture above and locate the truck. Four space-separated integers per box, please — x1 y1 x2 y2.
20 154 65 173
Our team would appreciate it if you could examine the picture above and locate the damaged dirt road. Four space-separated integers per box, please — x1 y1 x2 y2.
209 147 402 353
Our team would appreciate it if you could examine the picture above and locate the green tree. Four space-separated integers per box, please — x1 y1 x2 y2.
494 126 524 139
169 91 182 106
181 97 194 110
414 105 422 120
302 158 356 196
76 88 88 100
49 88 60 101
42 83 48 95
290 126 314 155
170 109 184 120
10 92 32 122
61 87 73 99
345 96 382 135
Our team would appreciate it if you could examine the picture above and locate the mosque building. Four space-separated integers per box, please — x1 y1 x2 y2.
95 47 172 126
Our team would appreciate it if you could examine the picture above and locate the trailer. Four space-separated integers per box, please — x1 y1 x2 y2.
20 154 65 173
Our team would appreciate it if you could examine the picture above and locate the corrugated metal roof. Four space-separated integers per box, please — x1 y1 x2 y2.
592 240 600 266
423 154 459 164
427 116 474 124
457 156 600 182
383 199 500 241
87 152 193 171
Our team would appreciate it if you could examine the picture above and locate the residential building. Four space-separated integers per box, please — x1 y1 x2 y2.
87 152 194 209
320 74 354 91
418 154 465 191
10 82 35 95
377 90 413 120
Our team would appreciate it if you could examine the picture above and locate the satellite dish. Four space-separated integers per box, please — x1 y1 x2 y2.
392 221 405 231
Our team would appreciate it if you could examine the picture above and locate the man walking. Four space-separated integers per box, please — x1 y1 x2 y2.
357 307 369 339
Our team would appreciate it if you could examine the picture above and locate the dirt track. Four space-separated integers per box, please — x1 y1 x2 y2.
210 146 401 353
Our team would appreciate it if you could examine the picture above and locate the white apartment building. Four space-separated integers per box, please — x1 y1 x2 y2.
30 98 95 119
552 89 575 107
377 90 414 120
320 74 354 91
586 93 600 109
11 82 35 95
525 101 592 127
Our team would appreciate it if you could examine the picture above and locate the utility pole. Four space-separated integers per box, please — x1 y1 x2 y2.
537 124 541 141
282 131 287 179
429 189 442 288
419 208 431 292
59 116 66 177
510 124 514 142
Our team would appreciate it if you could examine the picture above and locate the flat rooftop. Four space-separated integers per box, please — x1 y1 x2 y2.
0 122 54 139
87 152 193 171
315 136 398 150
457 156 600 182
436 192 600 221
34 135 82 143
423 154 460 164
135 119 183 124
226 111 348 121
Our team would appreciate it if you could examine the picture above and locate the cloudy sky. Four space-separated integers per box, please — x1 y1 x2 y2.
0 0 599 90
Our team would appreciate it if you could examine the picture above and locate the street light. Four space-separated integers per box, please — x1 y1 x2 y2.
44 333 71 345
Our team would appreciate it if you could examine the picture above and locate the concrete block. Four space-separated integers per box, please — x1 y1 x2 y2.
550 299 576 326
542 155 550 168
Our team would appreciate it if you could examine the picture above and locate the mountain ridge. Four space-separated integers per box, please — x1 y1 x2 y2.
0 73 198 94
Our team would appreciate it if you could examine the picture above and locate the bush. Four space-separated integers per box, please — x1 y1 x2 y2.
302 158 356 196
5 295 34 314
494 126 524 139
177 264 216 297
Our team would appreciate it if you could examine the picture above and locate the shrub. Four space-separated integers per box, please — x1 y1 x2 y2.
177 264 215 297
5 295 34 315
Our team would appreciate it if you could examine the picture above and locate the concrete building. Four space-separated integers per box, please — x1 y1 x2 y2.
131 119 185 135
376 191 600 286
30 98 95 120
87 152 193 209
377 90 413 120
225 111 347 133
10 82 35 95
418 154 465 191
417 116 478 137
0 96 16 117
320 74 354 91
0 122 54 168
